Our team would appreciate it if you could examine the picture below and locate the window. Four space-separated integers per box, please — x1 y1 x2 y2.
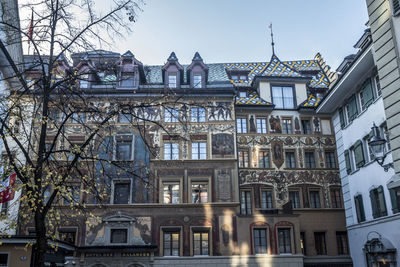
374 75 381 96
59 229 77 245
389 187 400 214
79 74 89 88
168 74 177 88
113 182 130 204
282 119 292 134
344 150 352 174
0 254 8 267
346 95 358 122
231 75 238 80
116 137 132 161
360 79 374 110
336 232 349 255
191 107 206 122
354 194 366 222
314 232 327 255
253 228 268 254
370 186 388 218
309 190 321 208
1 202 8 215
300 232 306 255
305 152 316 169
191 142 206 160
258 150 270 168
120 72 135 87
193 231 209 256
164 143 179 160
239 75 247 80
339 107 347 129
238 150 249 168
325 151 336 168
330 188 342 208
118 113 132 123
239 91 247 98
261 190 273 209
165 108 179 122
110 229 127 243
163 183 180 204
289 191 300 209
285 152 296 168
193 74 202 88
64 185 80 206
191 182 208 203
301 119 312 134
278 228 292 254
271 86 294 109
236 118 247 133
240 190 252 215
256 118 267 133
163 231 180 256
354 140 365 169
71 112 86 124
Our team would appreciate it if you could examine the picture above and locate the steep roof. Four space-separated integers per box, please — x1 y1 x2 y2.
261 54 304 78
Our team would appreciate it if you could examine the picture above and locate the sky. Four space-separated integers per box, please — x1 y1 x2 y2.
109 0 369 70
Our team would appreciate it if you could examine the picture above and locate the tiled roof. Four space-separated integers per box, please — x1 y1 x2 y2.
284 60 320 71
262 55 304 78
235 91 273 106
224 62 267 87
309 70 330 88
299 94 322 108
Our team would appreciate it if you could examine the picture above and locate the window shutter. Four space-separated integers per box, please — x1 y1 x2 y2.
370 190 378 219
389 188 399 214
344 150 351 174
362 79 374 108
339 108 345 129
393 0 400 14
377 186 388 216
359 195 366 221
354 141 365 168
348 95 358 121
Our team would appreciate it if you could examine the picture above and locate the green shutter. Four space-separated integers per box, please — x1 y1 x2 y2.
339 108 345 129
389 189 399 214
344 150 351 174
354 141 365 168
377 186 388 216
355 195 366 222
370 190 378 218
362 79 374 108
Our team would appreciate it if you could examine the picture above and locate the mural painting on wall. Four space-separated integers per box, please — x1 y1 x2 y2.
208 102 232 121
249 115 256 133
313 117 321 133
294 117 301 134
212 133 235 158
132 106 161 121
269 115 282 133
271 140 284 168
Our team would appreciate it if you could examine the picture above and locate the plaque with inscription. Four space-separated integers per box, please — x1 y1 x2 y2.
217 169 231 201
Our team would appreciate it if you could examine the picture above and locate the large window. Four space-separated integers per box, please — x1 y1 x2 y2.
305 152 316 169
256 118 267 133
164 143 179 160
261 189 273 209
163 183 180 204
314 232 327 255
165 108 179 122
238 150 249 168
191 182 208 203
289 191 300 209
163 231 180 256
285 152 296 168
336 232 349 255
116 137 132 161
240 190 252 215
325 151 336 168
354 194 366 222
330 188 342 208
111 229 128 243
113 181 130 204
309 190 321 208
282 119 292 134
236 118 247 133
193 74 202 88
120 72 135 87
278 228 292 254
191 142 206 160
258 150 270 168
253 228 268 254
301 119 312 134
193 231 209 256
191 107 206 122
370 186 387 218
168 74 177 88
272 86 295 109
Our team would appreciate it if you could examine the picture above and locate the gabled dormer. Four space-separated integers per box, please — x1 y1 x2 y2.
117 50 140 89
74 55 96 89
187 52 208 88
53 54 70 80
162 52 183 89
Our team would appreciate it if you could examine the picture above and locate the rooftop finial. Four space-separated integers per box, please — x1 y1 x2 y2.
269 23 275 55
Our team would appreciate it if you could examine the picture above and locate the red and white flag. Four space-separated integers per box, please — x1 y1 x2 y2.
27 9 34 44
0 173 16 203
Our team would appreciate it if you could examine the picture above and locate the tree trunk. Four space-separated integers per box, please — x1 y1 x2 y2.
34 210 47 267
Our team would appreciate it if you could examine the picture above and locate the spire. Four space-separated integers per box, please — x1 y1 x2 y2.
192 52 203 61
269 23 275 55
167 52 178 61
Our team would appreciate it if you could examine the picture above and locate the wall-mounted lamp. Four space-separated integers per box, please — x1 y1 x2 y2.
368 123 393 172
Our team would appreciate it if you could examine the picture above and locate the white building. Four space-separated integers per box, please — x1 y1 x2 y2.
317 29 400 267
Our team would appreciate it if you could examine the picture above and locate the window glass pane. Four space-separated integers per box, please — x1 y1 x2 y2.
285 152 296 168
282 87 294 108
272 87 284 108
254 228 267 254
305 152 315 168
192 183 208 203
258 151 270 168
301 120 312 134
310 190 321 208
121 73 135 87
163 184 180 204
111 229 127 243
0 254 8 265
240 191 252 214
278 229 291 253
193 74 202 88
118 113 132 123
282 119 292 134
256 118 267 133
289 191 300 208
314 232 327 255
116 141 132 161
168 74 177 88
261 190 273 209
114 182 130 204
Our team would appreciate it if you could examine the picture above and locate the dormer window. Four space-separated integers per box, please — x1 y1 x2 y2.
188 52 208 89
239 91 247 98
231 75 238 80
271 86 295 109
120 72 135 87
80 74 89 88
230 73 247 81
168 73 177 88
193 74 202 88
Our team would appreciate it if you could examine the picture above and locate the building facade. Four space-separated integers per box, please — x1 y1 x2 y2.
16 49 352 267
317 29 400 266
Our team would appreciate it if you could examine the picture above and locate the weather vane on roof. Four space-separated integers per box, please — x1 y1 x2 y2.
269 23 275 55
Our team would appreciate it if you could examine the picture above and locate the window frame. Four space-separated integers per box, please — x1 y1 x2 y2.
191 227 211 256
238 150 249 168
271 85 296 109
258 150 270 168
277 227 293 254
161 227 182 257
314 232 327 255
304 151 316 169
193 73 202 88
240 189 252 215
289 189 301 209
301 119 312 135
370 186 388 218
191 141 207 160
256 118 267 134
161 180 182 204
282 118 293 134
253 227 269 255
330 187 343 209
336 231 349 255
112 179 131 204
325 151 337 169
168 73 178 88
260 188 273 209
58 228 78 245
110 228 128 244
190 107 206 122
189 178 210 204
309 188 322 209
115 135 134 161
164 142 179 160
285 151 296 169
164 107 179 123
236 117 247 134
0 253 9 267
